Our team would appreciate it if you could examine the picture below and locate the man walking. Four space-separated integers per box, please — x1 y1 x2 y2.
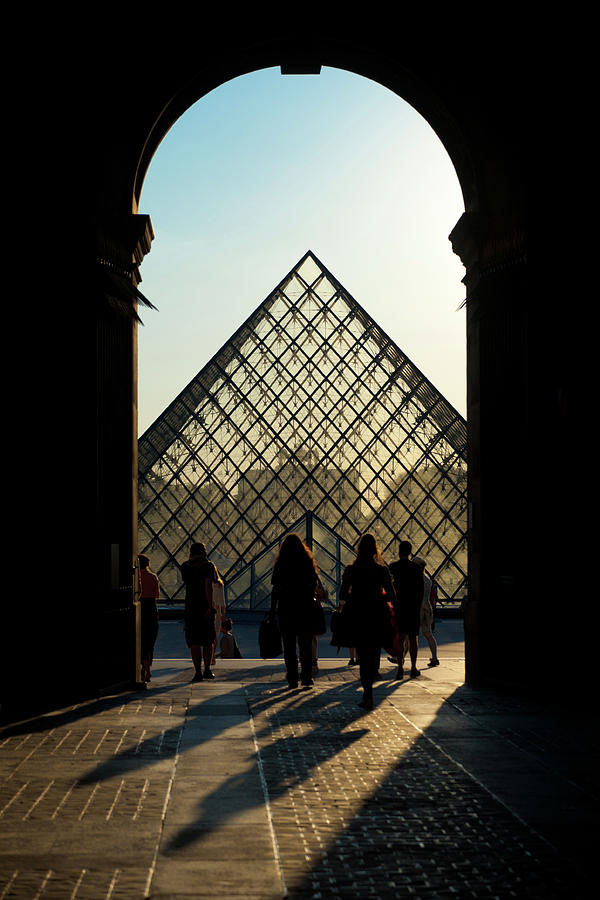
389 540 424 679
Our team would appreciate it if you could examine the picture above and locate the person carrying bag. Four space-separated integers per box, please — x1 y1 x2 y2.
259 612 282 659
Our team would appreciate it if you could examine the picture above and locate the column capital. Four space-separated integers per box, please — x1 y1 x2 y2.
96 214 154 282
450 212 527 296
449 212 481 268
96 214 155 321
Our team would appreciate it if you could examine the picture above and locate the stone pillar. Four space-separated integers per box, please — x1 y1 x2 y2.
450 213 530 690
95 214 154 691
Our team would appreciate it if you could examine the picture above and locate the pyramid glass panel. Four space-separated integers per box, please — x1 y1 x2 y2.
138 251 467 606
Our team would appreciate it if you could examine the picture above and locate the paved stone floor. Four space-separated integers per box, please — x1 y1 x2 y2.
0 652 597 898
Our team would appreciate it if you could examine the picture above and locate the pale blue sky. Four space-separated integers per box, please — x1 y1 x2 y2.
137 67 466 435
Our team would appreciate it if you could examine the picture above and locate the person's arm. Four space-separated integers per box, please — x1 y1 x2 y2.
315 577 328 602
387 563 397 604
430 582 438 609
204 563 219 613
214 567 225 621
383 567 397 605
269 582 279 618
339 567 351 607
414 569 424 604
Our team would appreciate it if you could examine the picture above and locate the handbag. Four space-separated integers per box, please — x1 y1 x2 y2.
312 597 327 636
329 607 354 649
383 600 400 654
233 638 242 659
258 614 282 659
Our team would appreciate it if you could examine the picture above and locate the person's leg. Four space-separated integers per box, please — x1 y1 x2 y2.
395 634 407 678
374 649 381 679
402 636 410 667
408 634 420 675
140 629 151 682
423 630 439 664
190 645 203 680
312 635 319 674
357 643 377 708
298 632 314 685
203 644 215 677
282 630 299 686
140 607 150 682
147 610 159 682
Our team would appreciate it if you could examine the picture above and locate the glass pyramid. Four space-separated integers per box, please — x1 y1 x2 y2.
138 251 467 605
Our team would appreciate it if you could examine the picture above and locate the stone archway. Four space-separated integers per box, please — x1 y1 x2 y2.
4 21 536 716
115 43 524 695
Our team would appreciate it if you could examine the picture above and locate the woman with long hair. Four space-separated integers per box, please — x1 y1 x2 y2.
339 533 396 709
270 533 319 689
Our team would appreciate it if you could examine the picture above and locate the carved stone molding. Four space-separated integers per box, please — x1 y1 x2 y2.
96 214 154 285
450 212 527 297
96 215 155 321
449 212 482 295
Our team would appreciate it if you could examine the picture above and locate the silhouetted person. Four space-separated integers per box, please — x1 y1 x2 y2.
339 533 396 710
312 578 328 674
216 617 241 659
336 593 358 665
181 542 220 681
210 572 226 666
389 540 424 679
270 533 319 689
138 554 160 684
412 556 439 667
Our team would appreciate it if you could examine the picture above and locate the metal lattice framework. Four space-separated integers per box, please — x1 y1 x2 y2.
225 511 357 611
138 251 467 603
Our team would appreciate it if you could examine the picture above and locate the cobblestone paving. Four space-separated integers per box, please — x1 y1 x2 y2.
0 662 593 899
0 690 187 898
247 682 583 899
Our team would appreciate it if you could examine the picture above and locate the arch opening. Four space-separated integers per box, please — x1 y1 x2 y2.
135 66 469 651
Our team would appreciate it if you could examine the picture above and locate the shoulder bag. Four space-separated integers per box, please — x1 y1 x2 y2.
258 614 282 659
